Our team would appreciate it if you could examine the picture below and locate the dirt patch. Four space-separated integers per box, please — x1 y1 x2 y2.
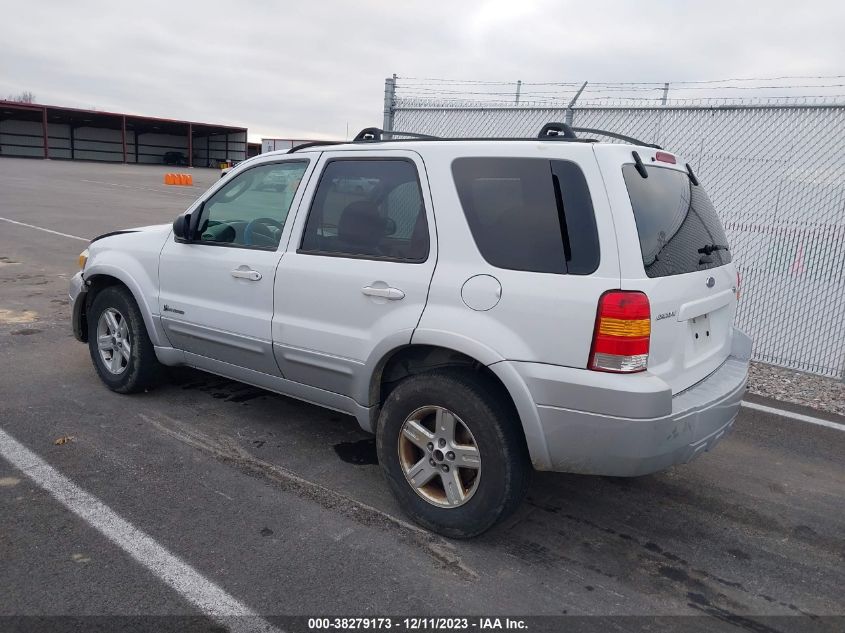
0 309 37 324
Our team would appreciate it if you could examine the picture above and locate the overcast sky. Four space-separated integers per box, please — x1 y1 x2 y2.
2 0 843 142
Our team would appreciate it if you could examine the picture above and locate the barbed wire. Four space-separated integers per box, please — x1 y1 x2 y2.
397 74 845 85
394 95 845 108
393 75 845 108
399 84 845 94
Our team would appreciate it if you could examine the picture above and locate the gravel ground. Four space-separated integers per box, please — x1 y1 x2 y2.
747 361 845 415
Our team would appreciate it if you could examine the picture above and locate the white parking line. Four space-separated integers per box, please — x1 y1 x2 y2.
741 400 845 432
0 427 282 633
0 217 88 242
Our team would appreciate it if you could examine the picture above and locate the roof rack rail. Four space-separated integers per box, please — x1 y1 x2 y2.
288 124 658 153
353 127 382 141
572 127 661 149
537 122 578 139
288 140 346 153
353 127 440 141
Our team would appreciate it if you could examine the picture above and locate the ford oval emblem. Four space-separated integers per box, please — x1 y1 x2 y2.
706 276 715 288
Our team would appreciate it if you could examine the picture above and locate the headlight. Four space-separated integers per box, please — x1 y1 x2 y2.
78 249 89 270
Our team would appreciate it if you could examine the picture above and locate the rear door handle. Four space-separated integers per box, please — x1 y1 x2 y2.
231 268 262 281
362 285 405 300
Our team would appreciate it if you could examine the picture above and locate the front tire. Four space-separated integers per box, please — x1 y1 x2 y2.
87 285 161 394
376 369 530 538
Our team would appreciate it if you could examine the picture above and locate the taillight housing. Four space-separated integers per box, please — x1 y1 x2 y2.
735 271 741 300
589 291 651 373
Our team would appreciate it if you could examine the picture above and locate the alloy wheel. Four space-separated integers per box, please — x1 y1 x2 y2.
398 405 482 508
96 307 131 375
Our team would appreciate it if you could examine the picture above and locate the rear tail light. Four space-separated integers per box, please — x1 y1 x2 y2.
589 291 651 373
735 271 741 300
654 151 677 164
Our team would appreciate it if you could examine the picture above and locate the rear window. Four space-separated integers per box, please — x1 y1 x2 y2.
622 164 732 278
452 157 599 274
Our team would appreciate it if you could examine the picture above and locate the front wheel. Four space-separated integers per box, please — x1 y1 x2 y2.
376 369 530 538
87 285 161 393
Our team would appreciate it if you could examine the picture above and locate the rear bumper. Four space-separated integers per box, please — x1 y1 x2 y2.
511 329 751 476
69 271 87 342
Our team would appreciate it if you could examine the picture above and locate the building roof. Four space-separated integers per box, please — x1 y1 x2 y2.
0 99 246 135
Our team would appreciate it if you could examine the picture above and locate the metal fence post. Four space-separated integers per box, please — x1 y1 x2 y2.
383 74 397 138
515 80 522 105
661 82 669 106
565 81 588 126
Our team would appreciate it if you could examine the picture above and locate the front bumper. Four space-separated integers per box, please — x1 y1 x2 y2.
513 329 751 476
69 271 87 342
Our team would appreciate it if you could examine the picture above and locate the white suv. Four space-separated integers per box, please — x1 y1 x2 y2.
69 124 751 537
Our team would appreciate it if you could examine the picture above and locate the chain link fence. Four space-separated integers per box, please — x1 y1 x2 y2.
386 79 845 377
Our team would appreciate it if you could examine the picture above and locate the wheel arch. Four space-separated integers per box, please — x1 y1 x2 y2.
83 268 166 347
366 342 551 469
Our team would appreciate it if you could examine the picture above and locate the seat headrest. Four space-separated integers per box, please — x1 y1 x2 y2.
337 201 386 250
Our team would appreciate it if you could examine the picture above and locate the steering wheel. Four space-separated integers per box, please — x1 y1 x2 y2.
244 217 284 247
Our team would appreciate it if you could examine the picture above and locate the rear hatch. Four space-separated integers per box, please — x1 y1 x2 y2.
596 145 738 394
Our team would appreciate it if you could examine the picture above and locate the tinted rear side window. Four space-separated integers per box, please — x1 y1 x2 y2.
299 159 429 262
623 164 732 278
451 157 599 274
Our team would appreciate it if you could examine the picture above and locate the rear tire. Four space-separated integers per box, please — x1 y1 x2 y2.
376 369 530 538
87 285 161 394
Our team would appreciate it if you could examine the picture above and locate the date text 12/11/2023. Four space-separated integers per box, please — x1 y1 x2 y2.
307 617 528 630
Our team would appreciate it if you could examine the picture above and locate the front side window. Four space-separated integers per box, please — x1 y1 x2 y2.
622 164 731 278
452 157 599 274
299 159 429 261
196 161 308 249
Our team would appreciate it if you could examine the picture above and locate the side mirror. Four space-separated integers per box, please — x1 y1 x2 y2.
173 212 191 242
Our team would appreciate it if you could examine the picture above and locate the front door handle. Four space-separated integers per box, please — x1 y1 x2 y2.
231 268 262 281
362 285 405 300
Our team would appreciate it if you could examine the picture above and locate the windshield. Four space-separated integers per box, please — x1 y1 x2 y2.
622 164 732 278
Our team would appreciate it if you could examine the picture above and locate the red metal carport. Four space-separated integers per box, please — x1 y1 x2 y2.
0 100 248 167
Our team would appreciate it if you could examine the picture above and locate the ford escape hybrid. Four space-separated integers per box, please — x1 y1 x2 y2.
69 124 751 538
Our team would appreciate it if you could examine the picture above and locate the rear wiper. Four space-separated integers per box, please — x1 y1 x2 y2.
631 151 648 178
697 243 729 256
685 163 700 186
